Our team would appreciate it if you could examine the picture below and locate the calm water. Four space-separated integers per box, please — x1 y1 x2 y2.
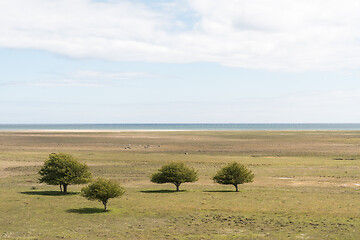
1 123 360 130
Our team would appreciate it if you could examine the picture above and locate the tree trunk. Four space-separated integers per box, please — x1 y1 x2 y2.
103 202 107 211
63 184 68 194
59 184 63 192
234 184 238 192
175 183 180 191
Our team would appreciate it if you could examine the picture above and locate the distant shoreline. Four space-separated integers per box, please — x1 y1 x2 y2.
1 129 360 133
1 123 360 131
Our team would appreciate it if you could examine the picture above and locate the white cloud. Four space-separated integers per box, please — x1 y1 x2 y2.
1 0 360 71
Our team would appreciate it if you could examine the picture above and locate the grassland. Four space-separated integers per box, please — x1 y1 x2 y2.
1 130 360 239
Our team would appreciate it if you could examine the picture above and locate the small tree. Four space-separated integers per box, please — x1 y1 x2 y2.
38 153 92 194
81 178 125 211
213 162 254 192
150 162 198 191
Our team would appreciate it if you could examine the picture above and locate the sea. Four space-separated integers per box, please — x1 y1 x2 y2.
1 123 360 131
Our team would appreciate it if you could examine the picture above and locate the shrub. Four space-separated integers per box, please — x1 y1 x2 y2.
213 162 254 192
81 178 125 211
150 162 198 191
38 153 92 194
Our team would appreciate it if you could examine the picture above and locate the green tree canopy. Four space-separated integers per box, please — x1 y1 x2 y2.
212 162 254 192
81 178 125 211
38 153 92 194
150 162 198 191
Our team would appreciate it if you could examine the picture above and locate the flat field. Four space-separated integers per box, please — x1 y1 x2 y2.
1 131 360 239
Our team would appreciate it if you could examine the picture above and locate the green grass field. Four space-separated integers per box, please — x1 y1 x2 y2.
1 131 360 239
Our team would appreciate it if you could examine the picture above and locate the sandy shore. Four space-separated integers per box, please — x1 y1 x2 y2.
0 129 192 132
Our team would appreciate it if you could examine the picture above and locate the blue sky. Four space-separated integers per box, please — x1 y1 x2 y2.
1 0 360 123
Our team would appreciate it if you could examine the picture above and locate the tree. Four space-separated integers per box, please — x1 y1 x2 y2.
212 162 254 192
81 178 125 211
38 153 92 194
150 162 198 191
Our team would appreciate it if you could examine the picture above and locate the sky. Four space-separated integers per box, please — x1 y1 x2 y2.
1 0 360 123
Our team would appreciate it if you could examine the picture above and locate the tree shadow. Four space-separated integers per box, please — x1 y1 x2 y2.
203 190 236 193
21 191 78 196
140 189 186 193
66 207 106 214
